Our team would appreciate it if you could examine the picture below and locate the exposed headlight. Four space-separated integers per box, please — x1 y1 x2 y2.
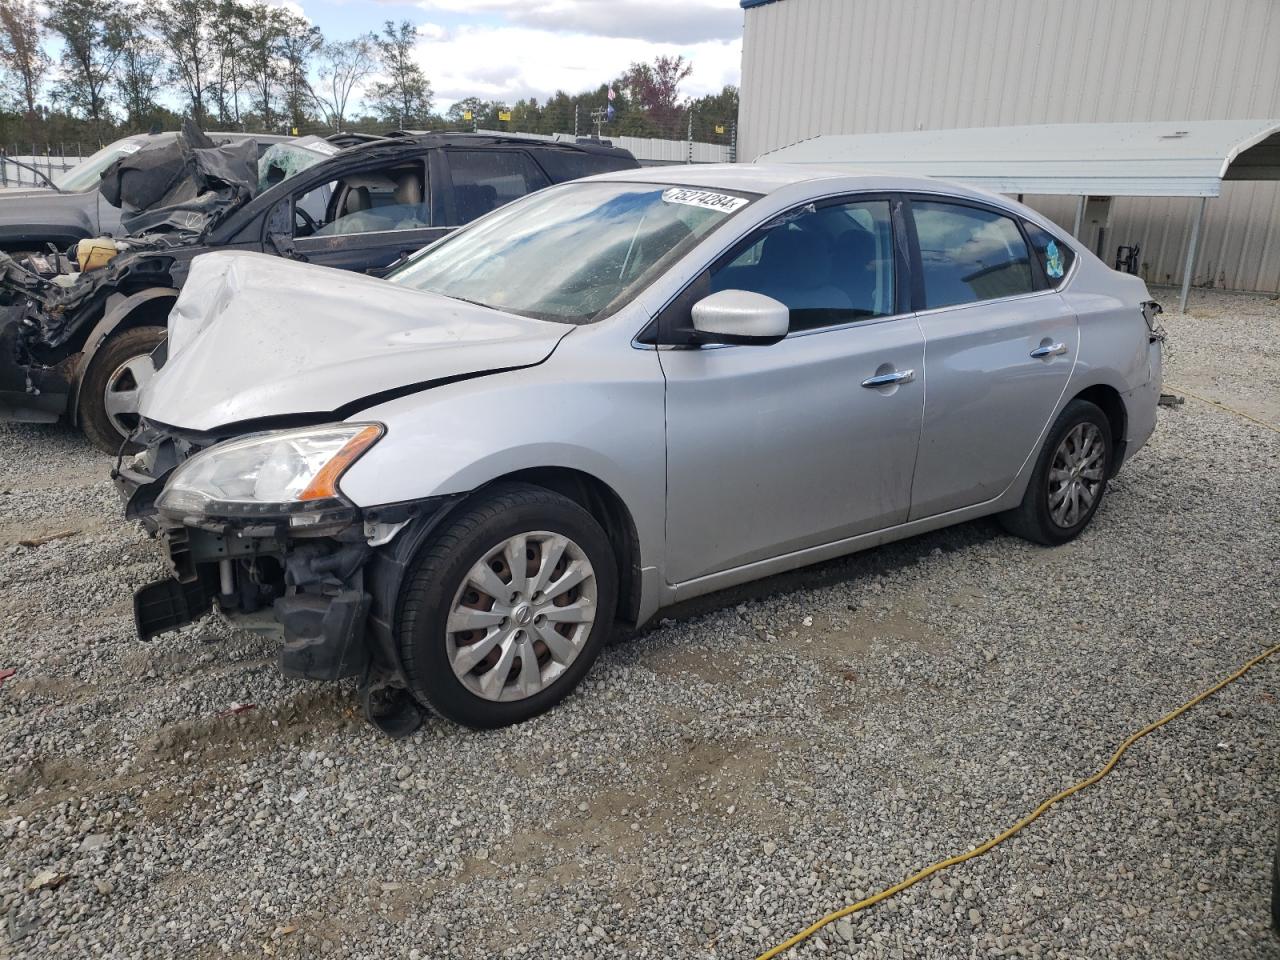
156 423 383 523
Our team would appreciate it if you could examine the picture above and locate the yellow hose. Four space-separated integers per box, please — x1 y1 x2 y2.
1164 383 1279 435
756 378 1279 959
756 645 1280 959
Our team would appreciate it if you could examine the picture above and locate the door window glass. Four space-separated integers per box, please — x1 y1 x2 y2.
447 150 552 225
1023 220 1075 286
911 201 1034 308
710 199 895 332
291 162 428 238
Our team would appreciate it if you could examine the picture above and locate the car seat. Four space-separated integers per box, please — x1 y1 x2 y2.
832 226 881 315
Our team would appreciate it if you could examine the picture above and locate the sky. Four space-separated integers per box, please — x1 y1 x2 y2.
292 0 746 110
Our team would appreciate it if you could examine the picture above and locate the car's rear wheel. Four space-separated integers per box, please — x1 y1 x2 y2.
397 483 617 729
999 398 1113 545
77 325 166 455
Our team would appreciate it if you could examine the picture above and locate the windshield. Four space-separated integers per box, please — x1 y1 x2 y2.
388 181 755 324
54 137 154 191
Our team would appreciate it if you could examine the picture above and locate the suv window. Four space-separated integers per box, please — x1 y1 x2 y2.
911 201 1035 308
291 161 428 237
1023 220 1075 285
447 150 552 225
710 199 896 332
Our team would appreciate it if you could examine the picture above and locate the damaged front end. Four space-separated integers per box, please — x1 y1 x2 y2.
0 242 177 422
125 421 459 737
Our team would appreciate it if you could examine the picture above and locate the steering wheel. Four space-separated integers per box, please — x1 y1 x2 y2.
294 207 320 235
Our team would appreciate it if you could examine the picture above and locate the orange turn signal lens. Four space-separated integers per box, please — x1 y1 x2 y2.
298 424 383 501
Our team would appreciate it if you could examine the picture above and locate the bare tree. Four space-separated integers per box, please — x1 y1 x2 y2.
0 0 50 117
311 34 376 131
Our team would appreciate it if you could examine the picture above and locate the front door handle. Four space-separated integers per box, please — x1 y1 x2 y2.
861 368 915 388
1030 342 1068 359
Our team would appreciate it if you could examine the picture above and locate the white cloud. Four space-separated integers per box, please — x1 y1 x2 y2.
412 0 743 44
412 23 742 111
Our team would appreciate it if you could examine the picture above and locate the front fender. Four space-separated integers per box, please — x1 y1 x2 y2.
338 348 667 575
68 286 178 422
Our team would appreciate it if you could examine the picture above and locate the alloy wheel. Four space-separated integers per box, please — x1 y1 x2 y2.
102 353 157 439
1047 422 1105 528
446 531 598 703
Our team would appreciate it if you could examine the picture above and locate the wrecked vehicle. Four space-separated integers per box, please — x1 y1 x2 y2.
0 125 637 453
121 167 1163 736
0 130 291 257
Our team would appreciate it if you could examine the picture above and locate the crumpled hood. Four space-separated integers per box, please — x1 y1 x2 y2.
141 251 571 433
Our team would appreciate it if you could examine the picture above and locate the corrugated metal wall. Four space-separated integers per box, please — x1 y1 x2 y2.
739 0 1280 292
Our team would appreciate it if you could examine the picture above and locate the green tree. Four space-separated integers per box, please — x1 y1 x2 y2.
46 0 122 129
279 14 322 132
155 0 215 125
106 5 162 127
209 0 251 126
0 0 48 117
368 20 432 128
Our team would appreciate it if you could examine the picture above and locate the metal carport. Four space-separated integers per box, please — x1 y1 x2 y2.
758 120 1280 312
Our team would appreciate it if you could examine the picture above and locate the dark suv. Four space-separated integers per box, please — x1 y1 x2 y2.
0 130 637 452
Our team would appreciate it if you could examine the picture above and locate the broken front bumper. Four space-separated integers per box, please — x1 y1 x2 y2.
131 493 461 711
0 314 71 423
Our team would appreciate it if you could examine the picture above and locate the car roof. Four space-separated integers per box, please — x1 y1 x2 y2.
578 162 1011 204
336 131 635 161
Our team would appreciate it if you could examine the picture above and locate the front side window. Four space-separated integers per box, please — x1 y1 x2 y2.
291 162 428 238
389 181 754 324
1023 220 1075 285
710 199 896 332
911 201 1035 308
446 150 552 225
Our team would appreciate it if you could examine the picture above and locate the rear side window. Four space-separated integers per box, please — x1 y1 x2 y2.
911 201 1035 308
1023 220 1075 285
447 150 552 225
534 149 637 183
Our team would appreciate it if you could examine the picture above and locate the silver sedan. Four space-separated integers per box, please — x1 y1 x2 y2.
123 165 1164 734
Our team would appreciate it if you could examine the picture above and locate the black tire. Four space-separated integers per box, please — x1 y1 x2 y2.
1272 822 1280 933
397 482 618 729
998 398 1113 546
77 325 166 455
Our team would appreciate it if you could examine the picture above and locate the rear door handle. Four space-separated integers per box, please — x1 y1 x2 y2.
861 369 915 388
1030 342 1068 358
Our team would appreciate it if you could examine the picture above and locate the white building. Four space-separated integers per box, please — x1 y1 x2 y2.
738 0 1280 293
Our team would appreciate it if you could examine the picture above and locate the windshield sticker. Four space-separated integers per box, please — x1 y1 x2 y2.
662 188 748 213
1045 239 1065 279
119 142 142 155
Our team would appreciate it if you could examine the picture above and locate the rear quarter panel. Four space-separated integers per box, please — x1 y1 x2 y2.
1058 256 1160 460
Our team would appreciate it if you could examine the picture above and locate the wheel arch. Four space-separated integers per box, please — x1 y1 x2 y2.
68 286 178 423
483 466 644 627
1070 382 1128 476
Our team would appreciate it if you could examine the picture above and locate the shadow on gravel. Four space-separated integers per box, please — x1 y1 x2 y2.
620 516 1004 641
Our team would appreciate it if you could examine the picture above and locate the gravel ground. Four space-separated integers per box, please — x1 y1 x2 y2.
1 288 1278 960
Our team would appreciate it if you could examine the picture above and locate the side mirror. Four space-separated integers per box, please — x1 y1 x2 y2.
690 289 789 345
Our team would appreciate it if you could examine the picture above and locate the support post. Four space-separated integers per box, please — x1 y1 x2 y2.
1178 196 1208 314
1071 195 1085 237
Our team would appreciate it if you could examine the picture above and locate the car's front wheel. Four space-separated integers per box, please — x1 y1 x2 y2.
999 398 1113 545
397 483 618 728
77 325 166 455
